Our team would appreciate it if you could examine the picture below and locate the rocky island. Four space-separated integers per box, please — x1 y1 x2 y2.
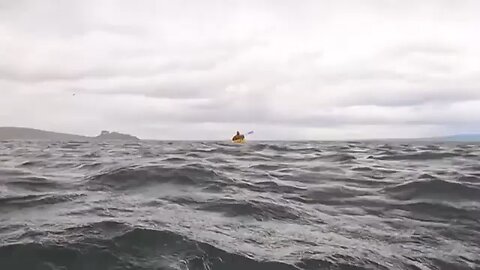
0 127 140 141
94 130 140 141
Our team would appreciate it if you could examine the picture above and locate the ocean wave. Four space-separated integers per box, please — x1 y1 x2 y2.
75 162 103 170
373 151 459 161
60 142 88 149
0 193 84 210
0 168 30 177
86 164 226 191
81 152 100 158
35 153 53 158
458 175 480 185
0 242 121 270
286 186 372 205
326 153 357 162
393 201 480 222
4 176 60 191
236 180 306 194
384 179 480 201
250 143 320 153
2 141 480 269
297 256 393 270
0 226 299 270
249 164 286 171
418 144 443 151
352 166 374 172
17 160 47 167
162 157 188 163
1 223 405 270
264 144 292 152
198 198 303 221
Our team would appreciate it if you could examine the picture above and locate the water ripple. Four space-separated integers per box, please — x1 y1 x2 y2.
1 140 479 269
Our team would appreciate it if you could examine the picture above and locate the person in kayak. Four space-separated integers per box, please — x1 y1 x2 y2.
232 131 245 141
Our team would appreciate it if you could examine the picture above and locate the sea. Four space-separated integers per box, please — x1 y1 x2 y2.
0 140 479 270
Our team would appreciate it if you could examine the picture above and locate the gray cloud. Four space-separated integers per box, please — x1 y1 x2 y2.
1 0 480 139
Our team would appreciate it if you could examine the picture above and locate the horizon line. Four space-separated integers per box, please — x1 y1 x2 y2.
2 126 480 142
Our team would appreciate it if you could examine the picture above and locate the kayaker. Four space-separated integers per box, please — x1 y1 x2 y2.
232 131 244 141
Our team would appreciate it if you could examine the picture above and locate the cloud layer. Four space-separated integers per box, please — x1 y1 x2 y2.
1 0 480 139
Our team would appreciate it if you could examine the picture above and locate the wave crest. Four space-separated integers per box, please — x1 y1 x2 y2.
384 179 480 201
86 164 225 191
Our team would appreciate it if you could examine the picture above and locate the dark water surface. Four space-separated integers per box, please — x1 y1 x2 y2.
1 140 479 270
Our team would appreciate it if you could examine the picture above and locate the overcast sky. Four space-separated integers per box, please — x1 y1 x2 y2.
1 0 479 140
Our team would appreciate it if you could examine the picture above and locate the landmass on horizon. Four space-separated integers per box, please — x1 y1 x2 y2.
1 127 480 142
0 127 140 141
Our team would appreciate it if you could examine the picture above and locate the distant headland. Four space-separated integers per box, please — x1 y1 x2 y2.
0 127 140 141
426 134 480 142
95 130 139 141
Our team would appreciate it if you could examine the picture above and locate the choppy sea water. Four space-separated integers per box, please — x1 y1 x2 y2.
0 140 479 270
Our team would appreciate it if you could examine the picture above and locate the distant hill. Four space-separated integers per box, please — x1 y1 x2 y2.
363 133 480 142
0 127 140 141
431 134 480 142
95 130 139 141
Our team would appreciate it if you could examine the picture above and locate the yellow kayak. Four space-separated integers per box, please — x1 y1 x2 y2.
232 138 246 144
